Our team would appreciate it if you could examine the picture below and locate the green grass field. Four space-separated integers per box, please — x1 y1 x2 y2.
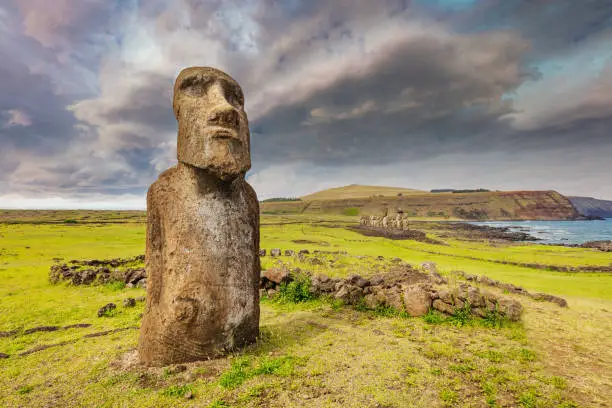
1 213 610 407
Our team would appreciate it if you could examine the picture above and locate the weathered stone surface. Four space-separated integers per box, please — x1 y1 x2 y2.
262 268 291 286
284 249 295 256
123 298 136 308
384 287 404 311
310 275 338 295
270 248 281 257
497 298 523 321
403 285 432 317
432 299 454 314
298 249 310 255
471 307 487 318
139 67 260 366
347 274 370 288
529 292 568 308
467 286 484 307
437 290 453 304
258 249 266 257
98 303 116 317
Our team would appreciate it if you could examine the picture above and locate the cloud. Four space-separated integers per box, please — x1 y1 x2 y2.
1 0 612 207
3 109 32 127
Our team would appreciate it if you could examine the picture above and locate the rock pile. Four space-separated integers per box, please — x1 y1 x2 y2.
260 265 524 321
259 249 347 257
49 255 146 288
456 271 568 307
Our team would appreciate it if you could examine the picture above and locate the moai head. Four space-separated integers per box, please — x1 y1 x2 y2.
173 67 251 180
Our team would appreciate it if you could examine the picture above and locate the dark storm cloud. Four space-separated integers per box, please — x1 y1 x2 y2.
1 0 611 205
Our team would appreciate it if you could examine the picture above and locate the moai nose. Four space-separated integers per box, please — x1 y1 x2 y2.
208 108 239 128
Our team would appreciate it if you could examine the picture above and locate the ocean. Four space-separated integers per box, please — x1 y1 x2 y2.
468 219 612 245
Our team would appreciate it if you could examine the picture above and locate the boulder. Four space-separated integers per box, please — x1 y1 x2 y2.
270 248 281 257
310 275 338 295
384 287 405 311
466 286 484 307
262 268 291 287
529 292 568 308
334 285 363 305
432 299 454 315
259 249 266 256
347 274 370 288
403 285 432 317
123 298 136 308
284 249 295 256
497 298 523 321
97 303 116 317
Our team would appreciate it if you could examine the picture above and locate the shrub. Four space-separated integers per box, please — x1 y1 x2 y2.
422 309 447 324
448 303 473 327
277 274 313 303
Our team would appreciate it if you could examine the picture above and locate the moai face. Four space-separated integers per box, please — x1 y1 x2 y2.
173 67 251 180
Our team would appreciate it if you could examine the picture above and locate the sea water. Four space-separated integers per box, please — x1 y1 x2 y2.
468 219 612 245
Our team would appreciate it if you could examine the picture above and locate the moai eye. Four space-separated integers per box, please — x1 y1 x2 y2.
225 84 244 109
180 74 213 97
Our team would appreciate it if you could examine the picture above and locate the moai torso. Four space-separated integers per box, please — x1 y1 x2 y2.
139 165 259 365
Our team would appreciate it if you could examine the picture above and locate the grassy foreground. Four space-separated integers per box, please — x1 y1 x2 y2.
0 213 611 407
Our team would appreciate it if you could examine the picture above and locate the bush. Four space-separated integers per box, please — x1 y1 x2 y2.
448 303 473 327
277 274 313 303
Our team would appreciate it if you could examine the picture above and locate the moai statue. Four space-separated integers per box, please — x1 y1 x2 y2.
402 216 410 230
138 67 260 366
394 213 402 229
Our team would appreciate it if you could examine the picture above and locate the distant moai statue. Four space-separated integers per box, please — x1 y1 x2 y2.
138 67 260 366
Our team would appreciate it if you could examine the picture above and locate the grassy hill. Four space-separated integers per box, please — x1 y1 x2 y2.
300 184 426 201
262 186 579 220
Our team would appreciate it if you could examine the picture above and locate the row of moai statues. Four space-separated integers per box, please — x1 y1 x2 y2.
360 214 412 229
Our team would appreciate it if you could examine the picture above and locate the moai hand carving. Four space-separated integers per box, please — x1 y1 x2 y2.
138 67 260 366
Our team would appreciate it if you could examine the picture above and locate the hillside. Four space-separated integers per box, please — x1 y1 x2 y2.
262 186 580 220
569 196 612 218
300 184 425 201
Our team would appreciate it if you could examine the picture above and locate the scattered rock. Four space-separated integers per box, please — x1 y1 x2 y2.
497 298 523 321
347 274 370 288
136 296 146 302
403 285 432 317
284 249 295 256
262 268 292 287
433 299 455 315
0 353 9 359
24 326 59 334
298 249 310 255
123 298 136 308
529 292 568 308
259 249 266 256
97 303 117 317
270 248 281 257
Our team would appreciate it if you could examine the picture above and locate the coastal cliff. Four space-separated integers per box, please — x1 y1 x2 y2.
261 186 580 221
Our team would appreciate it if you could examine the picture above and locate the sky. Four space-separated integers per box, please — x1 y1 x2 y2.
1 0 611 209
